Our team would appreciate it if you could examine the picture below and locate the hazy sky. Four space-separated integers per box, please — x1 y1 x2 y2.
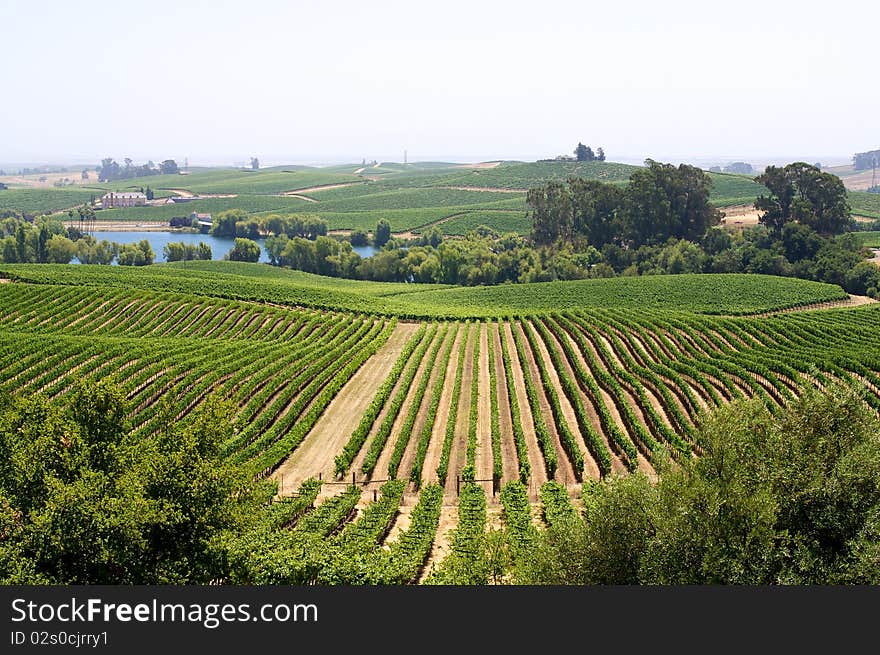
3 0 877 166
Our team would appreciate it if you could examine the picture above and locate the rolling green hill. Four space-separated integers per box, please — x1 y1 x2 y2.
0 188 100 214
0 160 809 237
0 262 848 318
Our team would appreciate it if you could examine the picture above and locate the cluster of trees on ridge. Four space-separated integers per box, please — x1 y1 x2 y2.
1 380 877 585
98 157 179 182
708 162 753 174
573 143 605 162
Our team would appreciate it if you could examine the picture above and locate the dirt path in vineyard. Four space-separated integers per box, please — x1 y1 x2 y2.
476 324 495 490
443 326 474 498
420 326 463 486
492 323 521 486
272 322 418 494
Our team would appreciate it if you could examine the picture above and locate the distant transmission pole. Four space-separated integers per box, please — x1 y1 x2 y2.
404 150 407 166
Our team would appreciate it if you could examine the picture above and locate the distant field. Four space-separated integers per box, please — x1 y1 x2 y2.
309 186 522 212
0 188 99 213
0 263 415 315
0 169 96 189
378 160 638 190
94 195 315 222
850 191 880 219
0 161 827 232
706 172 768 207
418 210 531 236
386 274 848 317
857 231 880 248
827 165 880 192
86 169 361 196
0 263 848 318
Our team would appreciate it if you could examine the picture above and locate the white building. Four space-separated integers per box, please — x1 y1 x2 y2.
101 192 147 209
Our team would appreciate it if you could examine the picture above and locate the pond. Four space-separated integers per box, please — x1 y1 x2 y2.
76 231 378 264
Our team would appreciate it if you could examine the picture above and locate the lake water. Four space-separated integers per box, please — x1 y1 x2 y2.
79 231 378 264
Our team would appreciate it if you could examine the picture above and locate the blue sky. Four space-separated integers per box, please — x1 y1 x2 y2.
2 0 877 166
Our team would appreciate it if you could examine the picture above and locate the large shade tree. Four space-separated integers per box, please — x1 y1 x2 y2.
756 162 851 235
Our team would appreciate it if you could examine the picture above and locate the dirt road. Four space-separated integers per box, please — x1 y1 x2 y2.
272 322 419 494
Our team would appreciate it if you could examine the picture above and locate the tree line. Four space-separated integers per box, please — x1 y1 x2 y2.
522 160 877 295
98 158 179 182
0 213 155 266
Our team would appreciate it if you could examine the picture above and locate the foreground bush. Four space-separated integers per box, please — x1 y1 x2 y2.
516 383 880 584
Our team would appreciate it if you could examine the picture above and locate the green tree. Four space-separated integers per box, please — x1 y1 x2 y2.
235 220 261 240
350 229 369 247
0 384 256 584
45 234 77 263
163 241 187 262
624 159 721 246
756 162 851 236
264 234 289 266
515 383 880 585
574 142 589 161
281 237 317 272
527 181 573 246
117 240 154 266
374 219 392 248
226 238 260 263
159 159 179 175
211 209 247 238
569 178 624 247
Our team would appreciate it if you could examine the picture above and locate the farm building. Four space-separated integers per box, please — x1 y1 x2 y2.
101 192 147 209
191 212 213 230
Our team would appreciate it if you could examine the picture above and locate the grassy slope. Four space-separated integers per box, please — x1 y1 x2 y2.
0 262 848 318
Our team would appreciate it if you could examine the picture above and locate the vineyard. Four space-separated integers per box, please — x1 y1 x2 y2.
0 264 878 583
850 191 880 220
0 263 849 318
4 159 785 237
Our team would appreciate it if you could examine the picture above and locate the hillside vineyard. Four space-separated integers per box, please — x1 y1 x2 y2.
1 273 878 582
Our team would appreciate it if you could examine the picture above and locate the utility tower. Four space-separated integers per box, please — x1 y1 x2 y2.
404 150 407 165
